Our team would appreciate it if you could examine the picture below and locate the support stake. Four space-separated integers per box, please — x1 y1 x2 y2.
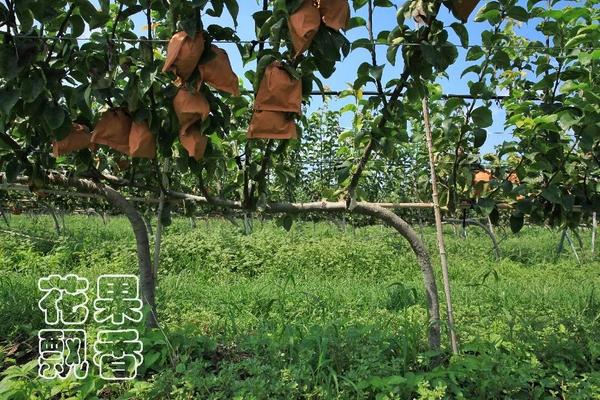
592 212 597 256
153 159 169 279
422 96 459 354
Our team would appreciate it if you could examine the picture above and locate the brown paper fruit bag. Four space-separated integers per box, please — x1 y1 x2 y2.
91 109 132 155
52 123 93 157
173 87 210 135
473 169 493 197
179 127 208 160
288 0 321 57
254 62 302 113
129 120 156 158
247 110 297 140
448 0 480 21
162 31 205 81
198 45 240 96
319 0 350 31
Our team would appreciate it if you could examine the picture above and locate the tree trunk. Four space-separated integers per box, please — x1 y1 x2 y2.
104 186 157 327
144 214 154 236
46 173 157 328
353 203 441 350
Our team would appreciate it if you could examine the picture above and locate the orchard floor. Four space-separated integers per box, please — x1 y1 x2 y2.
0 214 599 399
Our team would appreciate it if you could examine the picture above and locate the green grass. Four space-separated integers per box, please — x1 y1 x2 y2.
0 214 599 399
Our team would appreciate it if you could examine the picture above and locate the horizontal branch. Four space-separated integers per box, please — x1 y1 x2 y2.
5 182 567 213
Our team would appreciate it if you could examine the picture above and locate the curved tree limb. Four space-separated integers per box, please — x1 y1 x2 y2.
445 218 501 259
45 172 157 328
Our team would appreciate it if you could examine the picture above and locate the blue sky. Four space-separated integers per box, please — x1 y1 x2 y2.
124 0 548 152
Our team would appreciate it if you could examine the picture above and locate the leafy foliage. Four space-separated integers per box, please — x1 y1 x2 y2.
0 215 599 398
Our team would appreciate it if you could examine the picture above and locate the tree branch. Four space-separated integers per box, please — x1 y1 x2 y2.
45 3 74 63
345 2 443 205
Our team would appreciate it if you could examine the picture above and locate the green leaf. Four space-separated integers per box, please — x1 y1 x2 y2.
507 6 528 21
509 212 524 233
368 65 384 81
420 43 440 67
471 107 492 128
461 64 481 78
374 0 394 7
477 198 495 216
387 45 399 65
472 128 487 148
224 0 239 26
466 46 484 61
4 159 20 183
180 18 198 38
449 23 468 48
352 0 369 11
541 186 561 204
70 14 85 37
0 88 20 115
22 69 45 103
43 104 65 130
347 17 367 30
474 2 502 23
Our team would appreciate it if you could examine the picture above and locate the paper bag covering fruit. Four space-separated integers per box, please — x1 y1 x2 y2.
447 0 480 22
254 62 302 114
162 31 205 81
319 0 351 31
288 0 350 57
52 123 94 157
473 169 492 197
288 0 321 57
248 61 301 140
173 86 210 160
248 110 297 140
129 120 156 158
179 127 209 160
173 87 210 135
91 109 132 155
198 45 240 96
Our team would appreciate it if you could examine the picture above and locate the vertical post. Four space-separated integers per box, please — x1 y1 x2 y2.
565 231 581 265
153 159 169 278
557 228 567 256
0 208 9 227
592 212 597 256
50 208 61 235
422 96 459 354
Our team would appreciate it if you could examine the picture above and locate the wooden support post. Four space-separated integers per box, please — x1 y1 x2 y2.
565 231 581 265
153 159 169 279
0 208 9 227
50 208 61 235
593 212 597 256
422 96 459 354
557 228 567 256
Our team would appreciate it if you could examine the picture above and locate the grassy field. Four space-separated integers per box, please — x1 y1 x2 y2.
0 214 599 399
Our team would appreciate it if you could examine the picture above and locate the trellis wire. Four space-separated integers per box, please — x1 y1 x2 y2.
8 34 598 51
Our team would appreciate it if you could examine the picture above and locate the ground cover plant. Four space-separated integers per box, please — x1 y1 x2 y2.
0 215 599 399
